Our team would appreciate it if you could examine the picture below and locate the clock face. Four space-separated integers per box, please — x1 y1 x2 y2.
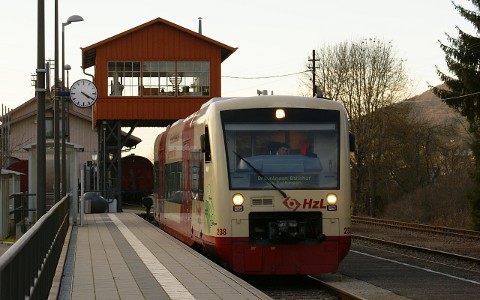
70 79 98 108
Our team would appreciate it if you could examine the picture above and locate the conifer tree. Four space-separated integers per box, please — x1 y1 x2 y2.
433 0 480 230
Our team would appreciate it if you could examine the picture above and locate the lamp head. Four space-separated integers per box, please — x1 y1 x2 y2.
91 150 98 161
66 15 84 25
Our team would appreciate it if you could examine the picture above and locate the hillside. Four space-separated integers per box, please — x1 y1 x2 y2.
409 86 466 124
407 86 470 141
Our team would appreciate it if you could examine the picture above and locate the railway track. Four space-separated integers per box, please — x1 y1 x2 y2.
352 215 480 240
351 215 480 270
353 233 480 266
240 275 344 300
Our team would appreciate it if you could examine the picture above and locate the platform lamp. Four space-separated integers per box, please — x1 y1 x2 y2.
91 150 98 192
64 64 71 143
65 64 71 88
61 15 83 197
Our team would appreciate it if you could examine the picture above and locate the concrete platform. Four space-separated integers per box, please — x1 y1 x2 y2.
50 212 272 300
315 273 411 300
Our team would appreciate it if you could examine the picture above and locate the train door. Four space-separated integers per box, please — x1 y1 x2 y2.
190 149 203 240
155 131 168 220
201 127 216 239
182 139 193 236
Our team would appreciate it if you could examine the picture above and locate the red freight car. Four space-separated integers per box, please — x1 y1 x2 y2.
121 154 154 204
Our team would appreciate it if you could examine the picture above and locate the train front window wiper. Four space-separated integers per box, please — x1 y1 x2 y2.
232 151 287 198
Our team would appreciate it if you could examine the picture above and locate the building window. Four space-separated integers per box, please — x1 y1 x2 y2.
177 61 210 96
108 61 210 97
46 118 54 139
46 117 67 139
142 61 175 96
108 61 141 96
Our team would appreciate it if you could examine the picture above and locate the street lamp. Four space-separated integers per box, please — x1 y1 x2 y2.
62 16 83 84
65 64 71 88
61 15 83 197
91 150 98 192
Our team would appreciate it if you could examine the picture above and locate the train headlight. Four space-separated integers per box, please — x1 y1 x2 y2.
232 193 244 212
326 193 338 211
275 108 286 119
326 193 337 205
232 193 245 206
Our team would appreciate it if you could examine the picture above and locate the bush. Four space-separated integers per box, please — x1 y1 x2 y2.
382 171 473 229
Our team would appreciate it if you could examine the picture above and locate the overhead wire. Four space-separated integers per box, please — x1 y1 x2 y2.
403 91 480 103
222 70 309 79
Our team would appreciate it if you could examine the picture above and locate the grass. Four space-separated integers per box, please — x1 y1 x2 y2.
0 237 16 244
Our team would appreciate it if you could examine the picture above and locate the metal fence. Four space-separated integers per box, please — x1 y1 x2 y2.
1 172 21 239
0 194 70 300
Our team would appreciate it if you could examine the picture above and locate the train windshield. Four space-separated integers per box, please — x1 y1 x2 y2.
222 108 340 190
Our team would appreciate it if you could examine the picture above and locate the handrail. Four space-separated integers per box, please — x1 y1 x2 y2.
0 194 70 300
9 192 37 234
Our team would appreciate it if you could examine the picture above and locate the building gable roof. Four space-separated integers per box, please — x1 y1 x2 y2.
81 17 237 69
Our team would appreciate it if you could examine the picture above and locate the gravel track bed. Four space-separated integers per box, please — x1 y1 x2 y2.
352 222 480 257
352 221 480 272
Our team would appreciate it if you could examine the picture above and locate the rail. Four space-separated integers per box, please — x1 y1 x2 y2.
351 215 480 239
9 192 37 234
0 194 70 300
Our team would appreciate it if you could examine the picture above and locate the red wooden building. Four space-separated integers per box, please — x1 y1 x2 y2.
80 17 236 208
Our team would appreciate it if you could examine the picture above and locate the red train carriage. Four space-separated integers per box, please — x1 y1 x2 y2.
121 154 154 204
154 95 352 275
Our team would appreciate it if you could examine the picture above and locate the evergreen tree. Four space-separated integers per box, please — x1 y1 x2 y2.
433 0 480 230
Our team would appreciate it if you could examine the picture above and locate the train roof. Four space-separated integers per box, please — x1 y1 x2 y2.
165 96 348 129
200 95 346 111
199 97 234 110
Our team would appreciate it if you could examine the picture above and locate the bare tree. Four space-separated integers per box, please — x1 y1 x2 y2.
306 38 411 215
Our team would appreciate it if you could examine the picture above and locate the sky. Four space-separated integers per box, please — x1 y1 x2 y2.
0 0 475 160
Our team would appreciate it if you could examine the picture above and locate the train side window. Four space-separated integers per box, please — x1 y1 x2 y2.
349 132 355 153
190 150 204 201
153 161 159 194
164 162 182 198
201 127 212 162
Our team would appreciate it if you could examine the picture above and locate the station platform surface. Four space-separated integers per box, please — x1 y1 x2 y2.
50 212 272 300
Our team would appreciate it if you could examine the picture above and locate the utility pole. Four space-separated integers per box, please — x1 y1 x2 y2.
37 0 46 217
308 50 320 97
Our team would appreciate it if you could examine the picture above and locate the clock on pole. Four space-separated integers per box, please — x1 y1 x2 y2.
70 79 98 107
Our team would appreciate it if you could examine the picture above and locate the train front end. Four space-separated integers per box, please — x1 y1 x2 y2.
208 96 352 275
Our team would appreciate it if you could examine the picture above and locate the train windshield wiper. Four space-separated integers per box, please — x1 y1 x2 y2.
233 151 287 198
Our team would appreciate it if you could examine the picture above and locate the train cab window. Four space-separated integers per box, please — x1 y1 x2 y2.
222 108 340 190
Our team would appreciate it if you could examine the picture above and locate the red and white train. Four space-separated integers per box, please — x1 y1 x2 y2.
153 95 352 275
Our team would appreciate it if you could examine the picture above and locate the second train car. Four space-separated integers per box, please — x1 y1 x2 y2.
153 95 352 275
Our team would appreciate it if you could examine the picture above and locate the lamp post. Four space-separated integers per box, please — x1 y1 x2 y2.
62 15 83 197
91 150 98 192
65 64 71 88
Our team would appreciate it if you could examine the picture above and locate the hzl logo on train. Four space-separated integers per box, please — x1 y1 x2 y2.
283 196 326 211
